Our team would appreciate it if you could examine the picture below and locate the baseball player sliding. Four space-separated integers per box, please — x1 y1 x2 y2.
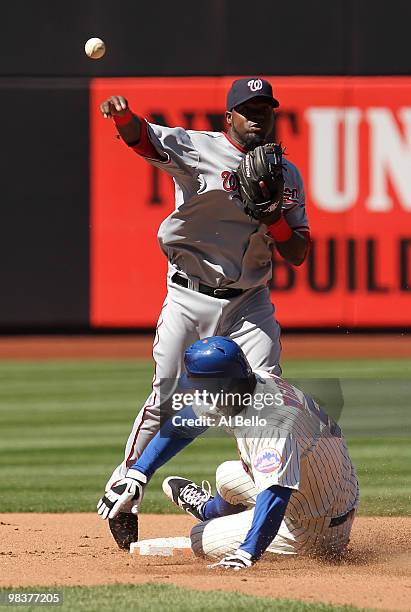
98 337 359 568
99 78 311 550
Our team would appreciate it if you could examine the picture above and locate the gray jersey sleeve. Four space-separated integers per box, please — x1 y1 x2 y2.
282 162 310 232
145 122 200 182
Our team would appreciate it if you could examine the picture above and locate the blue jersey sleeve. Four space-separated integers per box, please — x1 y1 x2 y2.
129 406 208 479
239 485 292 559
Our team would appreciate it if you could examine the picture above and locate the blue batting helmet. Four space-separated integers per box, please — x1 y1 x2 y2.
179 336 252 388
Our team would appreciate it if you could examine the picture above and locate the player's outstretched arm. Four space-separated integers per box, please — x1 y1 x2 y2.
100 95 167 161
100 95 142 145
129 405 209 479
97 406 209 519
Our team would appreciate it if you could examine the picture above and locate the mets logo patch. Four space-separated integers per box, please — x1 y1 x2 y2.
254 448 282 473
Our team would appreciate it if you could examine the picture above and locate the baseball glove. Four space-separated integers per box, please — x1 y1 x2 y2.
235 143 285 222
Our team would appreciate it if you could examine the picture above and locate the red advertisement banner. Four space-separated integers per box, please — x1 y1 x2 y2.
90 77 411 327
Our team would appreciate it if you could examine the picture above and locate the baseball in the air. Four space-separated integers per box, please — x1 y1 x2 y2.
84 37 106 60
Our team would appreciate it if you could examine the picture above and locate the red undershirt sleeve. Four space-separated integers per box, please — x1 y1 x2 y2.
130 118 164 160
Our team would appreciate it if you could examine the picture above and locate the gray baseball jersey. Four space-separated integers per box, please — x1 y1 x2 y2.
143 123 309 289
106 124 307 492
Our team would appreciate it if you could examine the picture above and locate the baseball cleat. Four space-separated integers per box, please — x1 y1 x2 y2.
108 512 138 550
162 476 213 521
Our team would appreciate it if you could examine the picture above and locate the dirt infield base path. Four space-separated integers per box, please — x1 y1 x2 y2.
0 333 411 360
1 514 410 611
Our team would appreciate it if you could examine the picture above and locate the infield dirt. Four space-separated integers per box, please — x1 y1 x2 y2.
1 335 409 610
1 514 410 611
0 333 410 360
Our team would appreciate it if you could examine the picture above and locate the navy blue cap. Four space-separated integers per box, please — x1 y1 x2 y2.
226 78 280 111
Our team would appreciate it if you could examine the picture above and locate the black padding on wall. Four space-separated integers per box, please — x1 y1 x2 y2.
0 0 409 77
0 79 89 328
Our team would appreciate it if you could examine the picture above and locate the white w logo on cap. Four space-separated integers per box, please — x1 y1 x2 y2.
247 79 263 92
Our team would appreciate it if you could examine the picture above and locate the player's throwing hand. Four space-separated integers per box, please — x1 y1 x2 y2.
100 95 129 118
208 549 254 571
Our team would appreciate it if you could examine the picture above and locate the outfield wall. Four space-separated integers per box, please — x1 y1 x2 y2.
1 0 410 77
90 77 411 329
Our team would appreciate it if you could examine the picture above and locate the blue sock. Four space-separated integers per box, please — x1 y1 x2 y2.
202 492 247 520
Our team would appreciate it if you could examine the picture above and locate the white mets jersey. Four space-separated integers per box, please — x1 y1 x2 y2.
142 123 309 290
230 373 359 521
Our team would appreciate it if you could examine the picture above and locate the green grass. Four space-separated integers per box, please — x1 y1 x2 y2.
0 359 410 514
0 584 367 612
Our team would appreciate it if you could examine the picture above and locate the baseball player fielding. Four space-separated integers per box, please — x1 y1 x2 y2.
98 77 311 550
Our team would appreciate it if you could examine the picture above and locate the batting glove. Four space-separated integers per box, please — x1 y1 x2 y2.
97 470 147 520
208 549 254 571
